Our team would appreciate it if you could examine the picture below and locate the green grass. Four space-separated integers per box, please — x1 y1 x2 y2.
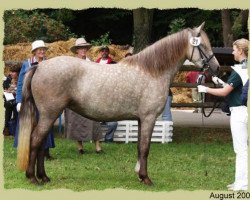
3 127 235 191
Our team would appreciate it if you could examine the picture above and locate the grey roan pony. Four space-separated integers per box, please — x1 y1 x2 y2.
17 22 220 185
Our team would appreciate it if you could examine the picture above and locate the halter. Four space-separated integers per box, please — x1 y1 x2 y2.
189 33 221 118
189 33 218 77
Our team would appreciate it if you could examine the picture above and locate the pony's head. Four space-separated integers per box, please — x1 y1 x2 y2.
187 22 220 76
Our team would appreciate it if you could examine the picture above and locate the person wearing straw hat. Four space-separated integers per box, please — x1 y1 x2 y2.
64 38 103 154
70 38 92 61
14 40 55 160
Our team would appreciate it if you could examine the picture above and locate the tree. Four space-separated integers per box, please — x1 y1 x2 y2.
133 8 154 53
4 10 76 44
221 9 249 47
232 10 249 39
221 9 233 47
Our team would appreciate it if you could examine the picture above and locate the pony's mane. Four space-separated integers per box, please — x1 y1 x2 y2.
121 29 190 77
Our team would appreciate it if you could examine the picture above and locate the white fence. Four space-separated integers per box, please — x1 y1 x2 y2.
102 120 173 143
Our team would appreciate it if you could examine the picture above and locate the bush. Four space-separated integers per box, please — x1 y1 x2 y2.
4 10 76 44
90 32 112 46
168 18 186 34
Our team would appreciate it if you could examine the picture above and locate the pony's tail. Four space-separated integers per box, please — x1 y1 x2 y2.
17 66 38 171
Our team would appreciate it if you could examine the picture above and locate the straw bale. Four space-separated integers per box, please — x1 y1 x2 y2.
3 38 192 104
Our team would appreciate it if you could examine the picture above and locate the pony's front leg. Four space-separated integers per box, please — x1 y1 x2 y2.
135 119 141 175
137 117 156 186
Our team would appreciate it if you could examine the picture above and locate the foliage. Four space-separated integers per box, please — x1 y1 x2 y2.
4 10 76 44
152 9 224 46
90 32 112 46
4 127 234 191
70 8 133 45
168 18 186 34
231 10 248 39
45 9 76 24
3 8 247 47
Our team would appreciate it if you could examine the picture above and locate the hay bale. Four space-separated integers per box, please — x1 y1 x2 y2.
3 38 130 62
3 38 192 104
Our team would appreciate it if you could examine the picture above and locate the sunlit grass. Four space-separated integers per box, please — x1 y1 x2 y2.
3 127 234 191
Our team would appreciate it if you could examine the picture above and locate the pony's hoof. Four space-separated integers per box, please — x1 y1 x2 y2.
26 172 39 185
41 176 51 183
29 177 39 185
142 177 153 186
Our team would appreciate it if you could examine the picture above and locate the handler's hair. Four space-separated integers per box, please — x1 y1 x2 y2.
233 38 249 57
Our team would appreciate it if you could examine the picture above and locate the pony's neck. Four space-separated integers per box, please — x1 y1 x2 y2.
123 29 189 77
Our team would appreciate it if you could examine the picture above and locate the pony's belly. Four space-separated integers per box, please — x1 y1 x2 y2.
71 106 138 122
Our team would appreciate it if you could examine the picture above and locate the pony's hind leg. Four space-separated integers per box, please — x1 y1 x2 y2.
25 126 40 184
26 116 55 184
137 116 156 186
36 146 50 183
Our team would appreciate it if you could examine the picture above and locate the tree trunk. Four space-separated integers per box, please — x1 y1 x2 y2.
221 9 233 47
133 8 154 53
240 10 249 27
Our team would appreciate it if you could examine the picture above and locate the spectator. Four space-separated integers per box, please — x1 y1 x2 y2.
96 45 118 142
65 38 103 154
241 80 248 106
101 122 118 143
161 89 173 121
96 46 116 64
3 65 20 136
186 71 205 113
3 74 12 91
14 40 55 160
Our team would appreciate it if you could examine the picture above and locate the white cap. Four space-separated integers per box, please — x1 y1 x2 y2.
31 40 48 53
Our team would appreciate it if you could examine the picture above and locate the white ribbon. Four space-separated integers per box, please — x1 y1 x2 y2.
189 37 201 46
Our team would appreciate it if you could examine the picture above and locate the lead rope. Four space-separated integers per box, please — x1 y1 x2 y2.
200 92 208 177
197 74 208 177
199 78 222 178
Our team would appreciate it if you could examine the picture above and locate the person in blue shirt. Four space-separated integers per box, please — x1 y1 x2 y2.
198 38 248 191
14 40 55 160
241 80 248 106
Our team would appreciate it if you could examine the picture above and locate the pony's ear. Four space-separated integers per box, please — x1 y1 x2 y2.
194 22 205 35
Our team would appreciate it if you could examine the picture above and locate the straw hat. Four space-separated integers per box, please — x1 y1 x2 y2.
31 40 48 53
70 38 92 53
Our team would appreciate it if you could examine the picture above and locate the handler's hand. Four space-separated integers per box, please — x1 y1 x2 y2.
197 85 208 93
212 76 226 87
16 103 21 112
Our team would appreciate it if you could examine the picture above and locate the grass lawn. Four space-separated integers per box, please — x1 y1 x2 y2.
3 127 235 191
